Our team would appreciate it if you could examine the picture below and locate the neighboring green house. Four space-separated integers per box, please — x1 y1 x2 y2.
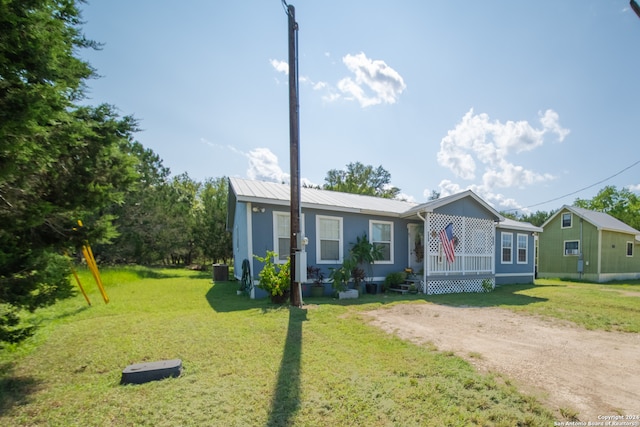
538 205 640 282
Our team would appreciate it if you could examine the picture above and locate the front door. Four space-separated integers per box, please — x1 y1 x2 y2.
408 224 424 274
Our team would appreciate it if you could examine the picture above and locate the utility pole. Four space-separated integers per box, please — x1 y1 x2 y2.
286 2 302 307
632 0 640 20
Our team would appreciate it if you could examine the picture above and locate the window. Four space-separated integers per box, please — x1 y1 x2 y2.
517 234 528 264
370 220 393 263
273 212 290 263
564 240 579 256
561 212 572 228
273 212 305 263
627 242 634 257
501 232 513 263
316 216 342 263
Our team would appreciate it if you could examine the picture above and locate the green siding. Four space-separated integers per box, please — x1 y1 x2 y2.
539 208 640 280
538 211 598 276
600 231 637 273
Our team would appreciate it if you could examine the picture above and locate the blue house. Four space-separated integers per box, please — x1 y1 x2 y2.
227 177 541 297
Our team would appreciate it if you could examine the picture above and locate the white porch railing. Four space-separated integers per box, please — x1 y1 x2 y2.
427 253 493 275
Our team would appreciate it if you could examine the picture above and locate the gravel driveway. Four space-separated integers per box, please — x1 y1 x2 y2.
366 303 640 422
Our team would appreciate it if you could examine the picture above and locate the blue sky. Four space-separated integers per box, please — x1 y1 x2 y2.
79 0 640 213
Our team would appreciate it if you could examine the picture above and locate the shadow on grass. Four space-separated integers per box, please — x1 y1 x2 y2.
267 307 307 427
130 267 185 280
0 363 41 414
205 281 268 312
206 281 555 313
423 283 551 307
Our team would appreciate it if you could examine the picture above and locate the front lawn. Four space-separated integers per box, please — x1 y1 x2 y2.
6 269 635 425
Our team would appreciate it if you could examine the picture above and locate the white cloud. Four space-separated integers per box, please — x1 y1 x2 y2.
539 109 570 141
435 108 569 211
312 81 327 90
247 148 289 183
269 59 289 75
437 108 568 185
269 52 405 108
337 52 406 107
627 183 640 192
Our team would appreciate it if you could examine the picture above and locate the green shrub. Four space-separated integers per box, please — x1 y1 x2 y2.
384 271 406 287
254 251 290 296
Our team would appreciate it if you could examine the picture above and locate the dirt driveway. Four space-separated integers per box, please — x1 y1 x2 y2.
366 303 640 422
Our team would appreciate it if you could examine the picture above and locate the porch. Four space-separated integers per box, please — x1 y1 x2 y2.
413 213 496 295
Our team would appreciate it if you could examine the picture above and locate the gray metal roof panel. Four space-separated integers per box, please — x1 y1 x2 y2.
229 177 417 216
542 205 640 236
497 217 543 233
568 206 640 235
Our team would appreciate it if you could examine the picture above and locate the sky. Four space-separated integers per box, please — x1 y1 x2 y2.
78 0 640 213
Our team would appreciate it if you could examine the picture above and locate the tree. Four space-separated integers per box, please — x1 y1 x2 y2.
520 211 554 227
0 0 139 343
323 162 400 198
574 186 640 230
500 210 553 227
196 177 232 265
96 142 171 264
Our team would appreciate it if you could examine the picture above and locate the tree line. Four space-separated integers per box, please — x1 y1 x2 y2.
0 1 231 344
1 1 638 345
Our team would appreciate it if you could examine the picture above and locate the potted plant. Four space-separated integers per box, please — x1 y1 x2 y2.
254 250 290 304
349 233 383 294
384 271 406 292
307 265 325 298
329 257 358 299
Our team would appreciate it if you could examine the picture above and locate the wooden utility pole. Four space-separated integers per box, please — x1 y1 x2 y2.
286 3 302 307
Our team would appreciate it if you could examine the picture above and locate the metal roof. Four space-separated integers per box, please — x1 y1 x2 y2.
228 178 532 232
497 217 543 233
543 205 640 236
229 177 417 216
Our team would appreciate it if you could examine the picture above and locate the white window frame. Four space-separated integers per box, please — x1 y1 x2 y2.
370 220 393 264
517 233 528 264
564 240 580 256
316 215 343 264
273 211 304 264
501 232 513 264
561 212 572 229
626 241 634 257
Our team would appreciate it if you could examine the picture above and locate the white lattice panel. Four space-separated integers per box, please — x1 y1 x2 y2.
427 214 494 275
426 277 494 295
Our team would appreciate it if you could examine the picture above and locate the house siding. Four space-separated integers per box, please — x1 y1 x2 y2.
538 207 640 282
600 231 639 274
538 212 596 278
244 201 418 295
231 202 250 281
494 228 536 285
229 178 541 297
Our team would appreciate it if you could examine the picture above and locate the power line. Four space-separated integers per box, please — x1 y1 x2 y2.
521 159 640 210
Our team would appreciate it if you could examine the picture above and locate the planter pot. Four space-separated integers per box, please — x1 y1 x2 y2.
310 285 324 297
365 283 377 294
338 289 358 300
270 291 290 304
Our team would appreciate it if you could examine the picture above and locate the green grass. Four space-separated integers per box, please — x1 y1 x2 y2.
423 279 640 332
5 269 637 426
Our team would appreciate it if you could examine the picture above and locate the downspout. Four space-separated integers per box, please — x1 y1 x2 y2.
417 210 427 293
247 202 255 299
578 218 584 280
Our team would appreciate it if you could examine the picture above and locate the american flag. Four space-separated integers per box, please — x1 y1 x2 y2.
439 223 455 263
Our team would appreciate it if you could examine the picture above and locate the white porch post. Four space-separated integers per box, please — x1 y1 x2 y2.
423 211 429 293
